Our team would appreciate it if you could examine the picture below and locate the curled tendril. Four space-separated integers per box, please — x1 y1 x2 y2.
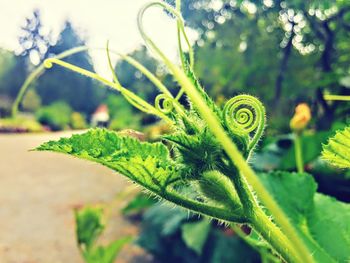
43 60 53 69
223 95 266 151
137 1 194 104
155 94 175 114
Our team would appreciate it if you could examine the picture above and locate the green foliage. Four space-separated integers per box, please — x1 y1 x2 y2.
31 1 350 262
114 46 175 104
138 203 259 263
22 89 41 112
174 0 350 130
259 172 350 262
75 205 131 263
35 120 256 223
181 219 211 255
37 125 350 262
0 48 16 92
82 238 131 263
121 193 156 215
105 94 141 130
75 206 105 250
37 128 180 193
36 22 104 115
253 132 332 171
36 101 72 131
71 112 87 130
322 126 350 168
0 49 27 100
0 116 43 132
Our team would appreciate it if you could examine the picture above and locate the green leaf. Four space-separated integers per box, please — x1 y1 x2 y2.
181 219 211 255
121 193 156 215
322 126 350 169
308 194 350 261
163 132 200 151
75 206 105 250
339 75 350 88
37 128 245 223
84 237 132 263
37 128 179 193
259 172 316 225
259 172 350 262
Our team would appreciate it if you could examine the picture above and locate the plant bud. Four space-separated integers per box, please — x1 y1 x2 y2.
290 103 311 132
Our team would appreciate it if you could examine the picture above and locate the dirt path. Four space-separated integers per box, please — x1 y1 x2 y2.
0 131 146 263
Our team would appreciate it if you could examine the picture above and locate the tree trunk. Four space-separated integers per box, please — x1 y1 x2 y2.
274 24 295 106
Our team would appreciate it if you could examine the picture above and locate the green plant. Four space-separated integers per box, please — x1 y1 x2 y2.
0 116 43 132
71 112 87 130
322 95 350 168
105 95 142 131
22 89 42 112
36 101 72 131
75 205 132 263
290 103 312 173
137 203 260 263
322 124 350 168
22 1 350 262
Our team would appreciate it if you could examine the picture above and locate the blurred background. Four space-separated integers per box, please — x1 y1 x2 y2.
0 0 349 262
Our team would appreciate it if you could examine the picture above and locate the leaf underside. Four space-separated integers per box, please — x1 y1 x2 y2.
37 128 179 193
36 129 241 222
322 126 350 169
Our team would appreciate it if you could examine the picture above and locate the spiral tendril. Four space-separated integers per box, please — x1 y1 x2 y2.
155 94 175 114
223 95 265 151
43 59 53 69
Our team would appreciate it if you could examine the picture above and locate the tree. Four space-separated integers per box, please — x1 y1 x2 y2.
18 9 51 65
115 46 177 104
0 48 27 99
165 0 350 129
36 21 104 115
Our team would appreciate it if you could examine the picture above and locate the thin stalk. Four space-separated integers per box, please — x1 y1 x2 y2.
176 0 186 70
13 45 185 119
294 133 304 173
11 64 45 117
138 1 193 101
106 44 187 116
11 46 89 117
44 58 173 124
324 94 350 101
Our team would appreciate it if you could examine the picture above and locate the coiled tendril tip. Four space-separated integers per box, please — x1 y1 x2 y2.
44 59 53 69
223 94 266 151
155 94 175 114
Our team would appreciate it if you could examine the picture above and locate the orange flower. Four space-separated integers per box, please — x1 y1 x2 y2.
290 103 311 132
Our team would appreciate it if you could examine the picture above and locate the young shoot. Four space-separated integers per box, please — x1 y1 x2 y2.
16 1 350 263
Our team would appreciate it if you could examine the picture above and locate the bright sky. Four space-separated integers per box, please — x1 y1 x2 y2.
0 0 197 79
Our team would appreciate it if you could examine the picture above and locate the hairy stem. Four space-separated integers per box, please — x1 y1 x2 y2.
138 3 313 261
225 166 296 262
164 190 247 223
156 62 312 263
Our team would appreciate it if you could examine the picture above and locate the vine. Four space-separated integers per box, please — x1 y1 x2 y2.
16 1 350 262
